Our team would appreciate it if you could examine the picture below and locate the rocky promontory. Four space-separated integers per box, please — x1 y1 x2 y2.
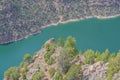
0 0 120 44
4 37 120 80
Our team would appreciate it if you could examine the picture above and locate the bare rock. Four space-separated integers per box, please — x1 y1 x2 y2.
45 38 55 44
112 70 120 80
82 61 108 80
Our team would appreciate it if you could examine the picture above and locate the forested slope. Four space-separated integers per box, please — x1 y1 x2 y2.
0 0 120 44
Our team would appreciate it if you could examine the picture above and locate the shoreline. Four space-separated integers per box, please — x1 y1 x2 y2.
40 16 93 29
41 14 120 29
96 14 120 19
0 15 120 45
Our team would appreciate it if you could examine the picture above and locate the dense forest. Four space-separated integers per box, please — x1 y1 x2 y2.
4 36 120 80
0 0 120 44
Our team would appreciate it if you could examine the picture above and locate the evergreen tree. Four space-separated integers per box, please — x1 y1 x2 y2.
64 64 82 80
84 49 95 64
32 72 44 80
4 67 20 80
107 51 120 80
57 37 64 47
64 36 76 48
23 53 32 63
58 48 71 74
54 72 63 80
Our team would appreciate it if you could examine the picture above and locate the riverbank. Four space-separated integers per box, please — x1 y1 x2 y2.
0 0 120 44
96 14 120 19
41 14 120 29
1 15 120 45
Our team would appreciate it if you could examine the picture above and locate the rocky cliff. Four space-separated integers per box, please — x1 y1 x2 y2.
5 38 116 80
24 38 108 80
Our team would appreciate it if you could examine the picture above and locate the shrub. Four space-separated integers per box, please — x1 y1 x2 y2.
49 68 56 78
107 51 120 80
32 72 44 80
44 43 56 65
54 72 63 80
47 57 55 65
84 49 95 64
4 67 20 80
23 53 32 63
64 64 82 80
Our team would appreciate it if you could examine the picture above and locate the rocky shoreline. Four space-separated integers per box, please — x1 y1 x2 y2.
0 0 120 44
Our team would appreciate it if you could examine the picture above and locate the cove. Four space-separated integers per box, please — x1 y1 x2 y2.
0 17 120 79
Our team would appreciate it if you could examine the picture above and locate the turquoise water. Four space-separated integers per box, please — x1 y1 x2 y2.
0 17 120 79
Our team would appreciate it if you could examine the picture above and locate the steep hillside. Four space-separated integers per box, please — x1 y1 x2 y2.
0 0 120 44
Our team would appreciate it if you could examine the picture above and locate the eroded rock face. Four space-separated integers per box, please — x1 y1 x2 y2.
82 61 108 80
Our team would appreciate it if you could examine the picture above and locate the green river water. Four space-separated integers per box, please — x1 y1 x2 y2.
0 17 120 79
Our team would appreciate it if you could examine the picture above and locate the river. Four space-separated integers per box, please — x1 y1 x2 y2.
0 17 120 79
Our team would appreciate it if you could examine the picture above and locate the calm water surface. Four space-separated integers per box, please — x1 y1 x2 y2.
0 17 120 79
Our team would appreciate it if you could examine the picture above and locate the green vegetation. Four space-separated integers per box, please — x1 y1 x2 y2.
32 72 44 80
96 49 110 63
36 64 40 70
58 36 78 74
107 51 120 80
23 53 32 63
64 36 78 58
44 43 56 65
54 72 63 80
84 49 95 64
83 49 111 64
58 48 71 74
64 36 76 48
57 37 64 47
4 67 20 80
0 0 59 44
4 36 120 80
49 68 56 78
21 63 28 80
20 57 29 79
64 64 82 80
0 0 120 44
82 49 120 80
